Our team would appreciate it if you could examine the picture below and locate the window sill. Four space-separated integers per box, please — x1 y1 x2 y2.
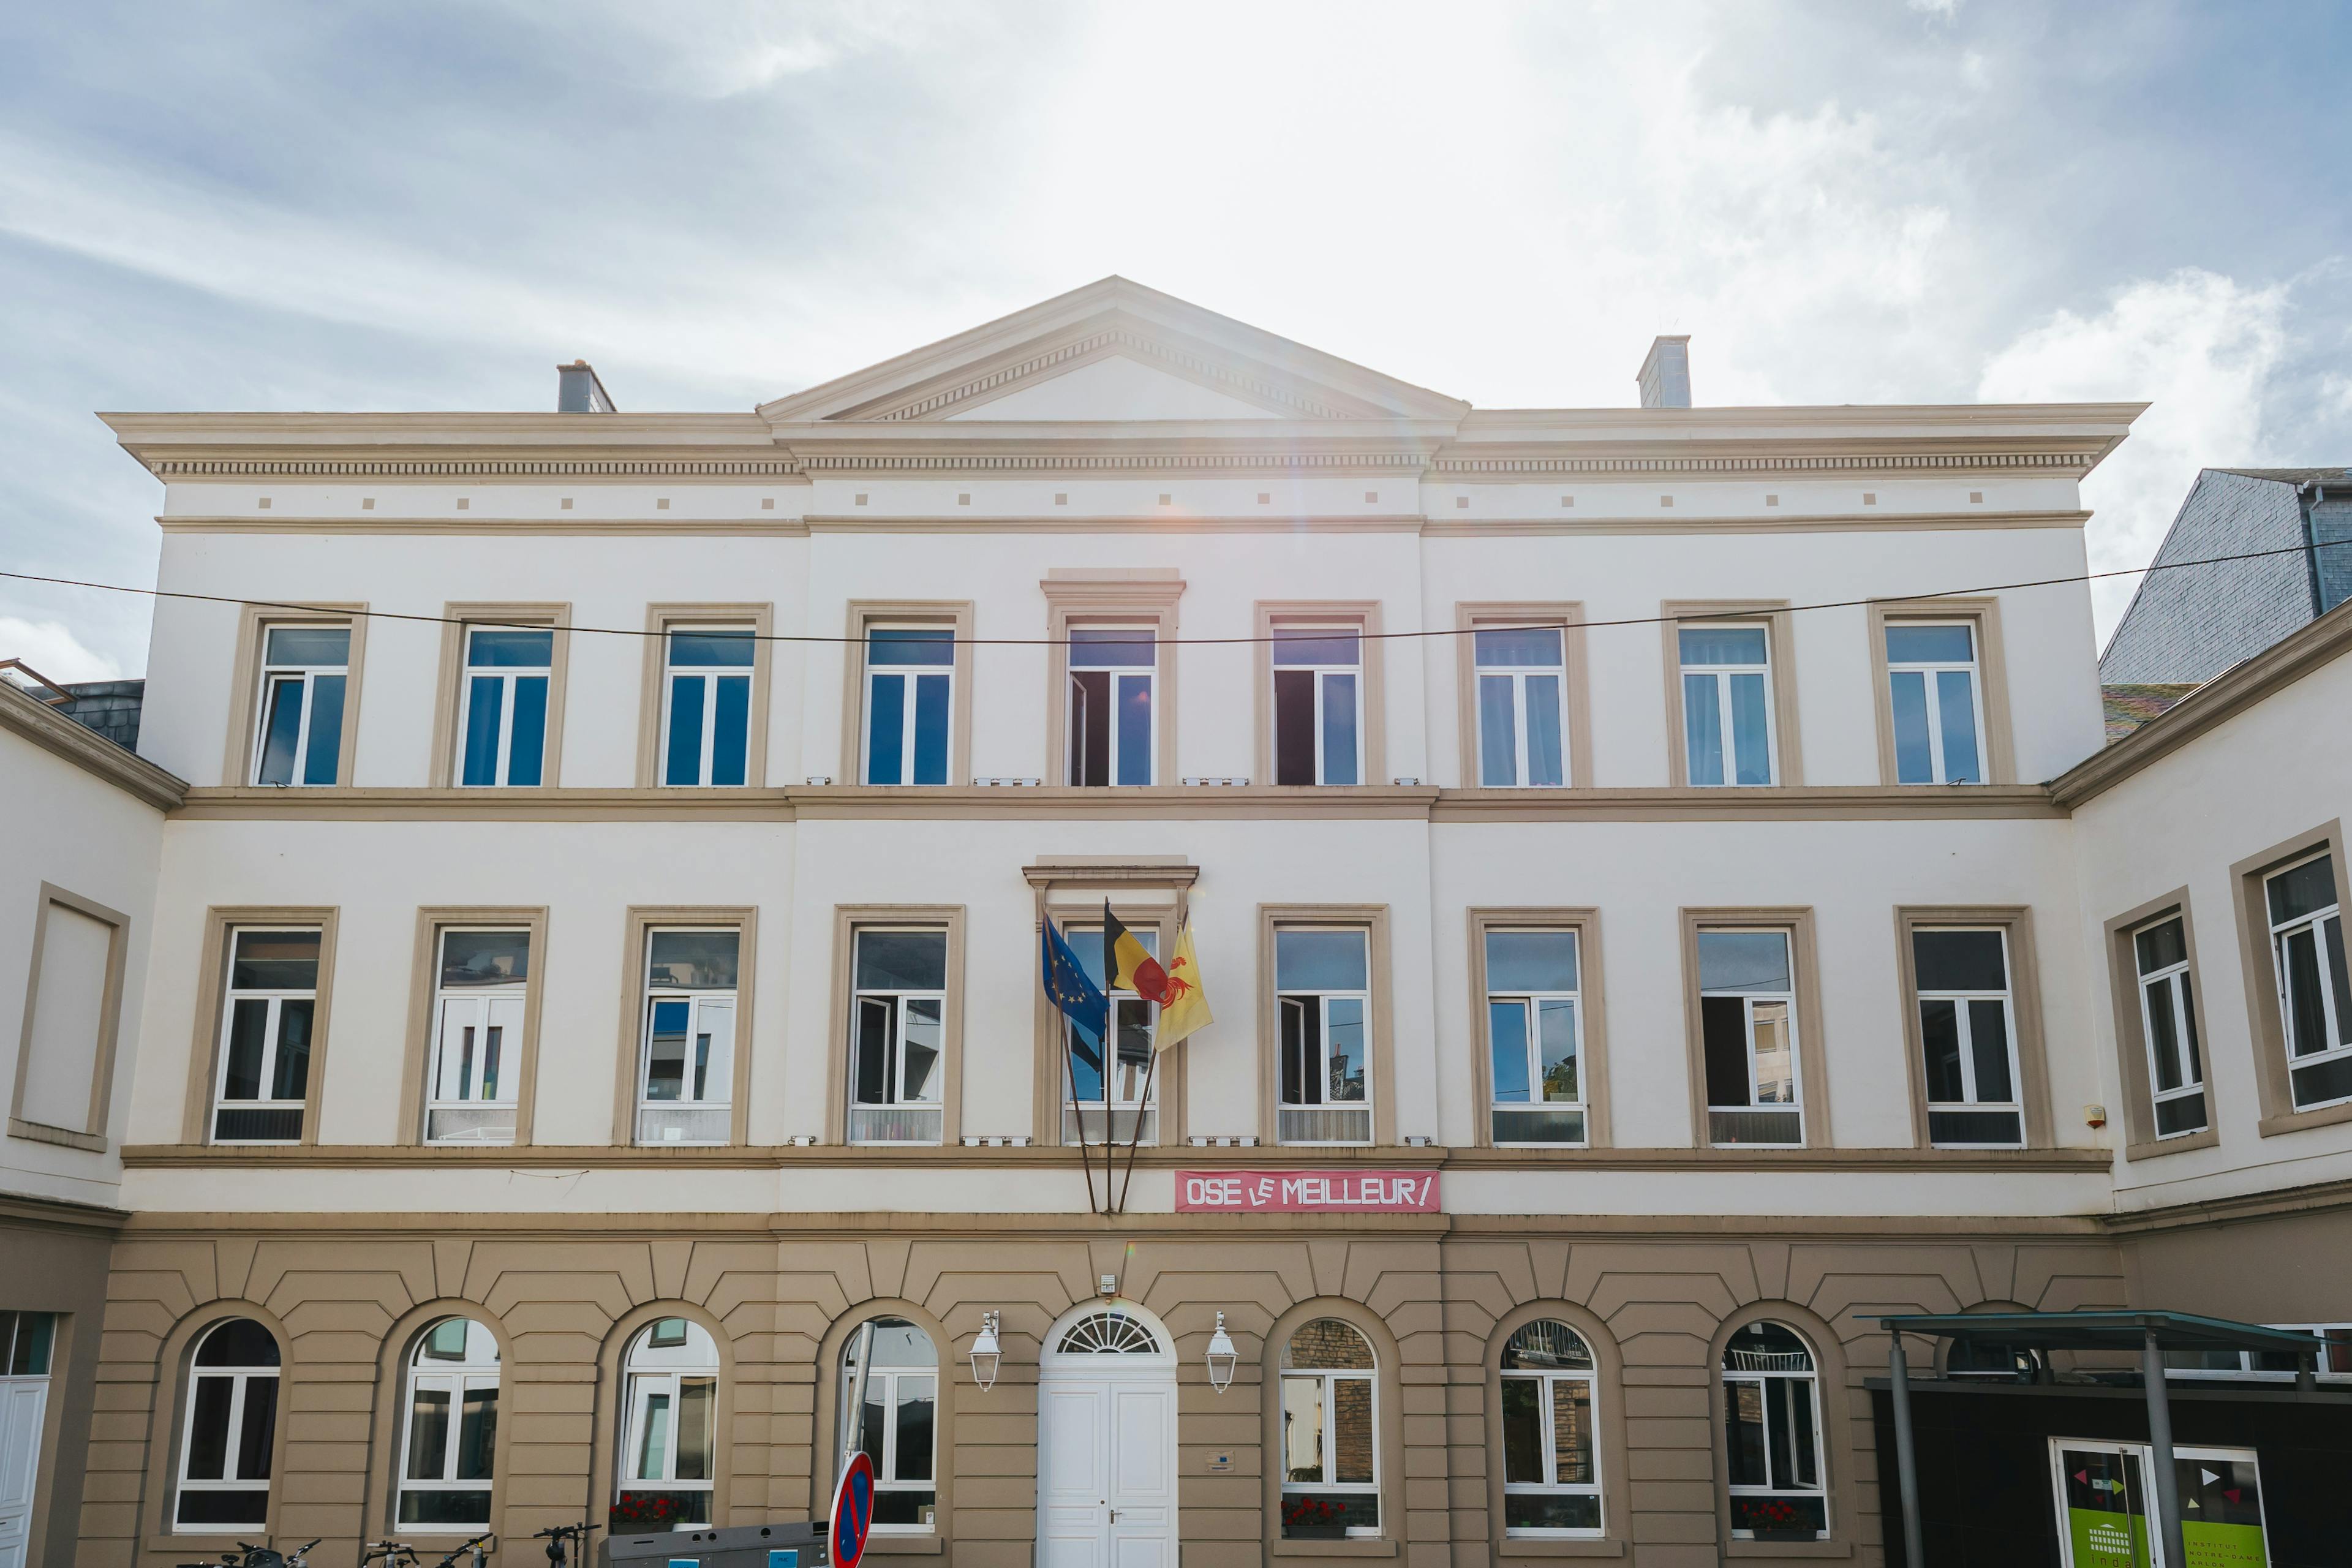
2124 1127 2219 1161
7 1117 105 1153
1269 1539 1398 1558
2259 1098 2352 1137
862 1537 943 1555
1499 1538 1626 1558
1723 1538 1850 1558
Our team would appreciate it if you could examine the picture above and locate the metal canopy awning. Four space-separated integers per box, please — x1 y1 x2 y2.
1864 1310 2323 1567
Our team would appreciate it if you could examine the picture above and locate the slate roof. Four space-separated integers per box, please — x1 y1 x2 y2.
2102 682 2200 744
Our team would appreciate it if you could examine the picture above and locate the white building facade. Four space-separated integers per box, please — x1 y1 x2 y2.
5 279 2350 1567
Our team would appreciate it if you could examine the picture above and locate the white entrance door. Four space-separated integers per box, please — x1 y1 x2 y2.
0 1375 50 1568
1036 1306 1178 1568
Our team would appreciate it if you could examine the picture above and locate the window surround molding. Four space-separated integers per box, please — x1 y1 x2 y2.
1041 570 1183 788
1027 867 1194 1149
140 1303 293 1553
1705 1303 1858 1559
396 908 551 1147
429 603 574 787
1454 603 1595 791
840 600 975 786
609 907 758 1147
2230 818 2352 1136
635 603 775 788
1676 909 1830 1148
361 1300 516 1541
2101 888 2221 1159
10 882 131 1152
1253 601 1387 788
590 1303 736 1539
1260 1297 1405 1559
1480 1301 1634 1559
1864 597 2015 786
179 907 341 1147
1659 601 1803 788
219 601 368 788
1463 908 1611 1149
824 905 967 1147
1891 906 2055 1150
1257 904 1397 1147
812 1299 957 1557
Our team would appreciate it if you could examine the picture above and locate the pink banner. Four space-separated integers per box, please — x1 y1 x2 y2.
1176 1169 1440 1213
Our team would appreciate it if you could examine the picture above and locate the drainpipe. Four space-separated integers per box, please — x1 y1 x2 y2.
2297 482 2327 619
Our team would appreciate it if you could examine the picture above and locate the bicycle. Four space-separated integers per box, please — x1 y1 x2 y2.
179 1540 323 1568
360 1544 421 1568
429 1534 495 1568
533 1521 598 1568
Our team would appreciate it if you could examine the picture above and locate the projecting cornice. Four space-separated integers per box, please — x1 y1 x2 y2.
99 412 797 481
0 680 186 812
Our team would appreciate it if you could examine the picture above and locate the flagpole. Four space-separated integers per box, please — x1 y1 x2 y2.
1114 1049 1159 1216
1058 997 1102 1216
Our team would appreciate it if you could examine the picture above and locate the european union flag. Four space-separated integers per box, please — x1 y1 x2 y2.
1041 916 1109 1046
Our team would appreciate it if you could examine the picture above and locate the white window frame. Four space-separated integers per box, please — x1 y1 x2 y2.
1884 620 1986 785
840 1320 940 1535
396 1319 499 1530
1279 1324 1380 1539
2164 1322 2352 1383
1473 629 1569 788
211 927 320 1145
2267 853 2352 1108
861 625 956 787
1698 930 1804 1147
1915 927 2025 1148
249 624 350 787
173 1322 278 1532
1272 627 1364 786
661 625 755 788
1275 927 1373 1147
1678 624 1779 787
1066 626 1156 788
2133 915 2207 1139
1499 1325 1603 1538
617 1321 719 1528
1485 930 1585 1147
454 625 553 788
636 929 739 1147
848 929 948 1145
1062 925 1158 1145
424 929 529 1145
1721 1325 1827 1541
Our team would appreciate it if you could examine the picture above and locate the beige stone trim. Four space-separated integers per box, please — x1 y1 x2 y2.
9 883 130 1151
0 680 184 809
427 603 574 787
1891 906 2056 1150
839 601 975 786
1464 908 1610 1148
1706 1303 1861 1557
2229 819 2352 1136
1677 908 1831 1149
1658 601 1803 788
1864 596 2016 786
1040 571 1184 786
824 905 967 1147
178 907 341 1147
810 1300 958 1549
609 908 759 1147
634 603 775 788
1260 1296 1407 1556
1254 601 1387 787
159 516 810 536
396 908 552 1147
138 1300 296 1554
1029 883 1189 1149
590 1301 739 1533
2101 889 2222 1160
806 514 1428 534
1452 603 1594 791
1480 1300 1634 1557
1257 905 1396 1147
360 1300 519 1541
219 601 368 788
1420 508 2092 533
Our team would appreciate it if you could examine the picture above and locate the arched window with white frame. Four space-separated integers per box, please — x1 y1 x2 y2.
398 1317 499 1528
175 1317 280 1531
1721 1321 1826 1540
616 1318 718 1529
1498 1320 1601 1536
1279 1318 1379 1539
839 1317 938 1532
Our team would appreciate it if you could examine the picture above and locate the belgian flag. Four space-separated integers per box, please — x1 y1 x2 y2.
1102 900 1169 1003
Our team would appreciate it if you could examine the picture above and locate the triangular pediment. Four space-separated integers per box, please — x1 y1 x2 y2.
759 277 1468 426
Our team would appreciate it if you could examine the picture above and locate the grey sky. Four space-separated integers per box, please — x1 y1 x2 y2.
4 0 2348 677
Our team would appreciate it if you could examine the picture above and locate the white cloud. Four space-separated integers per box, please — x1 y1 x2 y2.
1977 269 2291 637
0 617 124 684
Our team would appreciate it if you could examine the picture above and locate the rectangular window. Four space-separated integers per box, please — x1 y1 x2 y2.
212 929 319 1144
426 929 530 1144
1913 928 2024 1146
1061 924 1158 1144
864 628 954 786
1885 623 1985 785
2267 853 2352 1110
2164 1322 2352 1382
1272 630 1362 786
1679 625 1776 786
849 929 948 1144
1066 628 1155 786
1276 929 1371 1145
1485 930 1583 1145
457 626 552 786
1475 627 1568 788
2133 915 2207 1139
1698 930 1803 1145
251 625 349 786
636 930 739 1146
662 628 755 787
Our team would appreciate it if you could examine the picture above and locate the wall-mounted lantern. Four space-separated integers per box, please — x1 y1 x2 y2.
1206 1311 1238 1393
971 1310 1002 1391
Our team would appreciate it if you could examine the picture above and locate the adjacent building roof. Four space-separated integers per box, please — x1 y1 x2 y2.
1873 1309 2323 1357
2100 682 2199 744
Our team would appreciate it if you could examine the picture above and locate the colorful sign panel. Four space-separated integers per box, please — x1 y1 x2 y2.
1175 1169 1439 1213
2049 1440 2269 1568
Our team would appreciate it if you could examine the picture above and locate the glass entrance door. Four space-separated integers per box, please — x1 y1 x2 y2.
2048 1439 2271 1568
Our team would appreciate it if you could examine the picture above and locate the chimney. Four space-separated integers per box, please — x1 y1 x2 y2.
557 360 617 413
1637 336 1692 409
